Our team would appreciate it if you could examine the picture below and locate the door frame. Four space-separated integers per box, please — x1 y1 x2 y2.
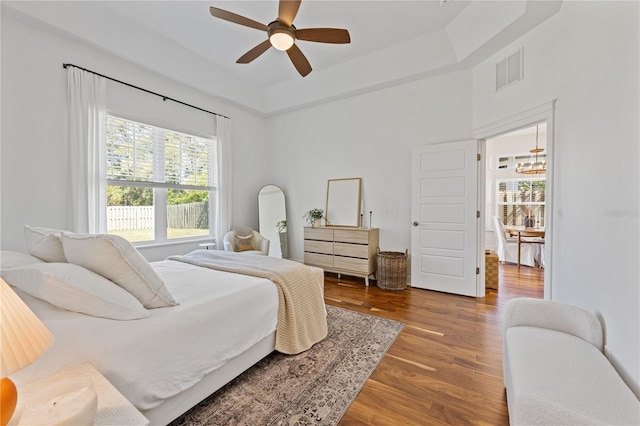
473 99 556 300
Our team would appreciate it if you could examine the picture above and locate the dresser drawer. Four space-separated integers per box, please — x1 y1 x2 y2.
334 229 369 244
303 227 379 286
304 227 334 241
304 253 334 269
334 256 370 274
334 242 368 258
304 240 334 255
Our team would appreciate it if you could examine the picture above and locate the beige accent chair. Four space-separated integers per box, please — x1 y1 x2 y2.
222 229 269 255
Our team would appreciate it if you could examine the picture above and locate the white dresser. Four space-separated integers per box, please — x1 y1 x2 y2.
303 227 379 286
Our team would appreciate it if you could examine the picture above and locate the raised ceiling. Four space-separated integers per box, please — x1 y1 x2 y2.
3 1 563 114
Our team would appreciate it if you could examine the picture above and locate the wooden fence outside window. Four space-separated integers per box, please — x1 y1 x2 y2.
107 202 208 231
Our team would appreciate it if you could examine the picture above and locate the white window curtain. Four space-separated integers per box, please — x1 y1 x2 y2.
215 115 232 246
67 68 107 233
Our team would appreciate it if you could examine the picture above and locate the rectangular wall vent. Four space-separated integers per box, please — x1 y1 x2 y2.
496 47 524 91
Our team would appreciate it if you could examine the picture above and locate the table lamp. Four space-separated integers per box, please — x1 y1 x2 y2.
1 278 54 426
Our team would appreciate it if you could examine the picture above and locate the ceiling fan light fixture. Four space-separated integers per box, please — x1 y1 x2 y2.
269 29 294 51
210 1 351 77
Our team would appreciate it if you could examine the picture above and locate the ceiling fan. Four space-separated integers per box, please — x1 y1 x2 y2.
209 0 351 77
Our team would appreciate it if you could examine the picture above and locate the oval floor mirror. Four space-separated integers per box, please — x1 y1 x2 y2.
258 185 288 258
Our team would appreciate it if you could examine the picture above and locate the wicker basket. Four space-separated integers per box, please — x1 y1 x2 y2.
485 250 499 290
376 249 408 291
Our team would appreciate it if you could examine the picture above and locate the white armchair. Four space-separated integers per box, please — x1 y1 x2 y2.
493 216 540 267
223 229 270 255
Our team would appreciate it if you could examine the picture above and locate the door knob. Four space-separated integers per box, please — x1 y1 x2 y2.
413 221 419 227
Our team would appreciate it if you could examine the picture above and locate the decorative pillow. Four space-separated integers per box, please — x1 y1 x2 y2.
24 225 68 262
2 263 150 320
0 251 45 270
61 233 177 308
234 234 255 252
233 227 254 238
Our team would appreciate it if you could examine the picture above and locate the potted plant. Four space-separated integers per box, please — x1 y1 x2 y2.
276 220 287 233
303 208 324 227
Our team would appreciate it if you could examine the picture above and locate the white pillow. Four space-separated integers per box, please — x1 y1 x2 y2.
24 225 68 262
2 263 149 320
0 251 45 270
61 233 177 308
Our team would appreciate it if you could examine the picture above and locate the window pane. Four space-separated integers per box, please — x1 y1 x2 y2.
106 185 154 242
106 117 155 182
496 178 546 227
497 154 546 171
532 180 546 202
164 132 209 187
167 189 209 239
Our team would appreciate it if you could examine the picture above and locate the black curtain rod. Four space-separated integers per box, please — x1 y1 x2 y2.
62 63 229 119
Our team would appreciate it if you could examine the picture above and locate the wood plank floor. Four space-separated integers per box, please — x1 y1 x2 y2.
324 263 544 426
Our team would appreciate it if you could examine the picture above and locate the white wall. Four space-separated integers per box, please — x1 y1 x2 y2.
472 1 639 395
0 14 269 260
267 69 473 264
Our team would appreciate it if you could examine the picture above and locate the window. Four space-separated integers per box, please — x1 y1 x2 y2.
106 116 216 243
497 154 546 170
496 178 546 228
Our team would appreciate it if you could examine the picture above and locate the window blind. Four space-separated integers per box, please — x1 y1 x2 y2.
106 116 215 190
496 177 546 227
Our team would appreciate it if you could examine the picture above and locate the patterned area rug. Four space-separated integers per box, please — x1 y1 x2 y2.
170 305 404 425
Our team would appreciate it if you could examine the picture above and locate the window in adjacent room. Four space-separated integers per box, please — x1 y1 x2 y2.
496 178 546 228
106 116 216 243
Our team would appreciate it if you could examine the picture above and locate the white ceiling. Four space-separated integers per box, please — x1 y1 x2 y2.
3 1 563 114
104 0 471 87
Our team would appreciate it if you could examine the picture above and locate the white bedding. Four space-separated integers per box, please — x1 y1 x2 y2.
10 259 279 411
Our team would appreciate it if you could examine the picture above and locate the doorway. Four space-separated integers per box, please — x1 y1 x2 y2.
474 99 556 299
485 123 548 296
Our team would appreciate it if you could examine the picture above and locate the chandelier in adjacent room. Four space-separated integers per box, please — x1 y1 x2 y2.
516 125 546 174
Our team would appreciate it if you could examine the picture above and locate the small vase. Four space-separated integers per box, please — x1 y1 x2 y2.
313 219 321 228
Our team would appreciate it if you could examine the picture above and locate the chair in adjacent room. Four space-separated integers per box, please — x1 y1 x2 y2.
222 228 270 255
493 216 540 267
537 243 546 269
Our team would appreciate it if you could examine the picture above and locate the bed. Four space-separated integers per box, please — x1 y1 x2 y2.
1 229 327 425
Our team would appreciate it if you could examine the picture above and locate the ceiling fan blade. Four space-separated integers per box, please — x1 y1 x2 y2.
236 40 272 64
210 7 269 32
296 28 351 44
278 0 302 27
286 44 312 77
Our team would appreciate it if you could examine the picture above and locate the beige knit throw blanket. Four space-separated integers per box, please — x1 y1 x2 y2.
167 250 327 355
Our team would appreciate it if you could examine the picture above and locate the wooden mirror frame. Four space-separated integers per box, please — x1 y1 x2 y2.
325 178 362 227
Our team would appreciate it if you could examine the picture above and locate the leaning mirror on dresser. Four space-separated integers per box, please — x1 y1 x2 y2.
325 177 362 227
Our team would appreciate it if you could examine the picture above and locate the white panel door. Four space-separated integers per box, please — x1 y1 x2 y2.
411 140 479 296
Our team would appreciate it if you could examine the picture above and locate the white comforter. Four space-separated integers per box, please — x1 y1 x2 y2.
11 260 279 411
